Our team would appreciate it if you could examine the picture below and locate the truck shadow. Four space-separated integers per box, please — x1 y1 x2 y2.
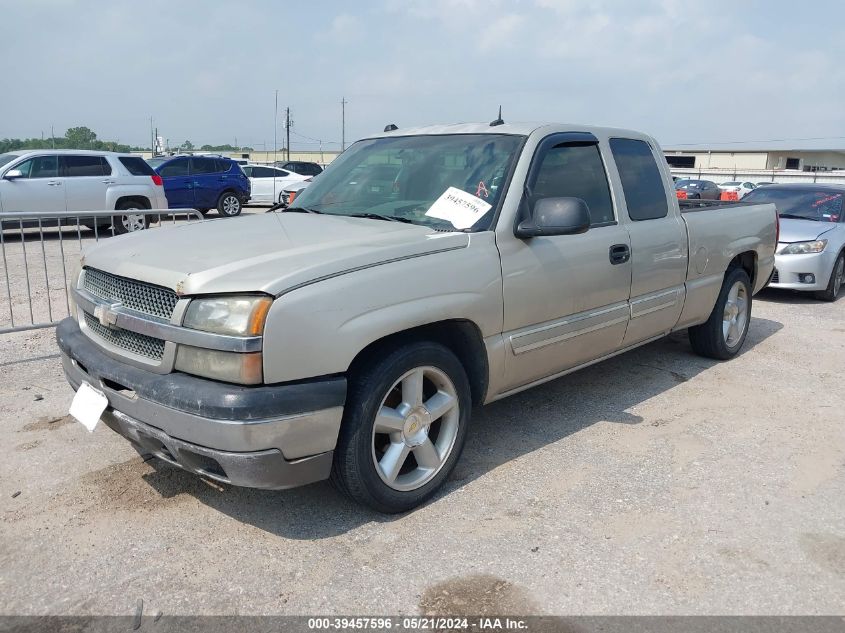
138 316 783 539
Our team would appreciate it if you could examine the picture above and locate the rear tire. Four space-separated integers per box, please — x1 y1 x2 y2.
112 202 149 235
331 341 471 513
217 192 242 217
689 267 752 360
814 252 844 301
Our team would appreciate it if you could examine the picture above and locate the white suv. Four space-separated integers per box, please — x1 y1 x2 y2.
0 150 169 234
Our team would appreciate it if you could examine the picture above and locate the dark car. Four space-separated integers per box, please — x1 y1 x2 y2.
275 160 323 177
154 156 250 217
675 179 722 200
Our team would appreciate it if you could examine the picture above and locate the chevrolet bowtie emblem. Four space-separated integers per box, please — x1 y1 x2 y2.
93 302 122 328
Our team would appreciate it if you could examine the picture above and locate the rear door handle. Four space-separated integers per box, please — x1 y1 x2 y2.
47 181 62 186
609 244 630 265
102 179 115 184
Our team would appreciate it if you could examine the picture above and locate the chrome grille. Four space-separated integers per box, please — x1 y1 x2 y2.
83 268 178 320
83 312 165 360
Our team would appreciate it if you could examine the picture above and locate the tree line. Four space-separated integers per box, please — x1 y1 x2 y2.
0 127 133 154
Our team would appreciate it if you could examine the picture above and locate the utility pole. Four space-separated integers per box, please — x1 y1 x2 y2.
51 125 55 149
285 107 291 162
341 97 347 152
273 90 279 201
150 116 154 154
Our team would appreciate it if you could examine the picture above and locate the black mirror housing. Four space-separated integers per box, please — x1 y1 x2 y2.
515 197 591 238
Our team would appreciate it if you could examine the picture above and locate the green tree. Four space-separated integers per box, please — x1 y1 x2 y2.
64 126 98 149
182 140 194 151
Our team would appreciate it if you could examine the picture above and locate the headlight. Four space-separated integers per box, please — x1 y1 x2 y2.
175 346 263 384
779 240 828 255
177 295 271 384
182 295 271 336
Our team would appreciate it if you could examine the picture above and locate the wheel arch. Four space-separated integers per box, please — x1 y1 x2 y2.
727 250 757 288
114 195 151 210
346 319 489 407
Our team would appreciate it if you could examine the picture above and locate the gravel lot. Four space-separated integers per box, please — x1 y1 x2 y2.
1 212 843 616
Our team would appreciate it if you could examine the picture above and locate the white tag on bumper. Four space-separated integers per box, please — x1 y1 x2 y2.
69 382 109 432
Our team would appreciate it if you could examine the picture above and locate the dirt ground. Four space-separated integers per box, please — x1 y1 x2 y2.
0 216 843 616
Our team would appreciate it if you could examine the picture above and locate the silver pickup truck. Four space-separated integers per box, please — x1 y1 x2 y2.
58 122 778 512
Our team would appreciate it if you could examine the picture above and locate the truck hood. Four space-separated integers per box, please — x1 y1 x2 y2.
778 218 836 243
81 213 468 296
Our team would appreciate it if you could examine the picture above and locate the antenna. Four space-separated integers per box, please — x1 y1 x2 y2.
489 105 504 127
384 123 398 132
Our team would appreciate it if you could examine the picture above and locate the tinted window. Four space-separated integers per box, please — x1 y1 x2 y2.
119 156 155 176
61 155 110 177
273 168 290 177
158 158 190 176
190 157 219 175
251 166 276 178
14 155 59 178
610 138 669 221
215 159 232 173
531 143 615 225
241 166 253 177
0 153 21 169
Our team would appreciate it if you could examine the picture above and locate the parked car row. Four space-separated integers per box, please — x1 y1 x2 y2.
0 149 168 234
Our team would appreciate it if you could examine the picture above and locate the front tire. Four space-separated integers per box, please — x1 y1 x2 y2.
331 341 471 513
217 192 242 217
689 267 752 360
815 252 844 302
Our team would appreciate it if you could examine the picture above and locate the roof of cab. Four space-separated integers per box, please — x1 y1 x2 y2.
365 121 651 141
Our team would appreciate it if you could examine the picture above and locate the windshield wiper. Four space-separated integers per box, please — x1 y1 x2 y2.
284 207 323 214
348 213 414 224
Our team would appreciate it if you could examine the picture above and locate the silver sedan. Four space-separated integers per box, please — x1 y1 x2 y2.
744 184 845 301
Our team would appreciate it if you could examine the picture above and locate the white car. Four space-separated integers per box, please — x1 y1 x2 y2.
0 150 168 233
241 164 309 205
719 181 757 199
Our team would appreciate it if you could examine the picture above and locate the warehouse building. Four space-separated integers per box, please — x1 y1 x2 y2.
663 148 845 172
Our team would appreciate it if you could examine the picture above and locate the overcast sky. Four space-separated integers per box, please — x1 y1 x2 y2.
2 0 844 151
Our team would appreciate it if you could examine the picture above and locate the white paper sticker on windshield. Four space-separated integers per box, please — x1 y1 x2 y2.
425 187 492 229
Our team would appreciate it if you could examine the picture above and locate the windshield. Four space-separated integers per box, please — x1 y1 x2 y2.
146 157 167 168
744 188 844 222
722 181 741 186
290 134 524 231
0 153 21 169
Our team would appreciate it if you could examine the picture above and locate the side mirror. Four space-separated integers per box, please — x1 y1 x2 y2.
515 197 591 239
4 169 24 180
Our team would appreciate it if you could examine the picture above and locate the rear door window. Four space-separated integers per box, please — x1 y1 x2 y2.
609 138 669 221
158 158 190 176
61 155 110 177
118 156 155 176
190 157 219 175
531 142 615 226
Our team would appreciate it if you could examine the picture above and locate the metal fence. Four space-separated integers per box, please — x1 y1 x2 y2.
0 209 203 335
670 167 845 185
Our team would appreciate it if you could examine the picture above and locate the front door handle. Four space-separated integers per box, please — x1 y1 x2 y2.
47 181 62 186
609 244 630 265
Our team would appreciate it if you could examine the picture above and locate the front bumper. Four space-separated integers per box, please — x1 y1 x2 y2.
57 318 346 489
769 251 835 292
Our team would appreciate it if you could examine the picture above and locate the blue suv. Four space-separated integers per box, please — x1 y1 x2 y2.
154 156 250 217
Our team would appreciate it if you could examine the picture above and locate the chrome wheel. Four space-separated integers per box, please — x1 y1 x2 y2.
121 212 146 232
221 194 241 216
371 366 460 492
722 280 749 347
